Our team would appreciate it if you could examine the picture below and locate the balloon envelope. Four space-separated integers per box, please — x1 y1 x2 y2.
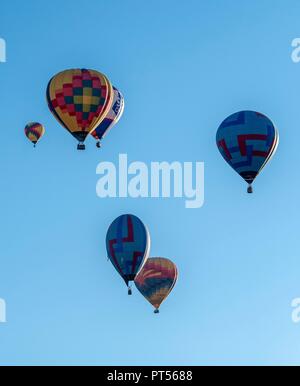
216 111 278 190
91 86 124 142
46 68 113 144
24 122 45 146
106 214 150 289
134 257 178 312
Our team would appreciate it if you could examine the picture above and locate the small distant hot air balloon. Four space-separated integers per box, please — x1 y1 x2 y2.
90 87 124 148
46 68 114 150
106 214 150 295
134 257 178 314
216 110 279 193
24 122 45 147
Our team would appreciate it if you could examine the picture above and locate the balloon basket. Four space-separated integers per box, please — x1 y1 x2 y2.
247 185 253 194
77 143 86 151
128 288 132 296
96 142 101 148
154 309 159 314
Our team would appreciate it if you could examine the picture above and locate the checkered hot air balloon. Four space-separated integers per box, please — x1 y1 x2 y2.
90 86 124 148
106 214 150 295
134 257 178 314
46 68 114 150
216 110 279 193
24 122 45 147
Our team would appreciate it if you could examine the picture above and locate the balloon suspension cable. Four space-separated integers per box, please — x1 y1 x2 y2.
128 286 132 296
247 184 253 194
154 309 159 314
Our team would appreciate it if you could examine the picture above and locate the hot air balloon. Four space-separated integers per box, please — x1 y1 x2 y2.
106 214 150 295
46 68 113 150
24 122 45 147
216 110 279 193
90 87 124 148
135 258 178 313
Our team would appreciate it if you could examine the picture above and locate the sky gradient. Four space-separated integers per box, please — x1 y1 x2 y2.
0 0 300 365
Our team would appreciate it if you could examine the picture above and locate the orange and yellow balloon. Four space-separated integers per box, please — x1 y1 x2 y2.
134 257 178 313
46 68 113 150
24 122 45 147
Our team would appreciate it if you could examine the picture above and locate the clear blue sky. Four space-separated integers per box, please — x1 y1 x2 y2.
1 0 300 365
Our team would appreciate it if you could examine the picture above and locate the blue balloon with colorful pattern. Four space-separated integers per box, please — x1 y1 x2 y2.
216 111 279 193
106 214 150 294
91 86 124 148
